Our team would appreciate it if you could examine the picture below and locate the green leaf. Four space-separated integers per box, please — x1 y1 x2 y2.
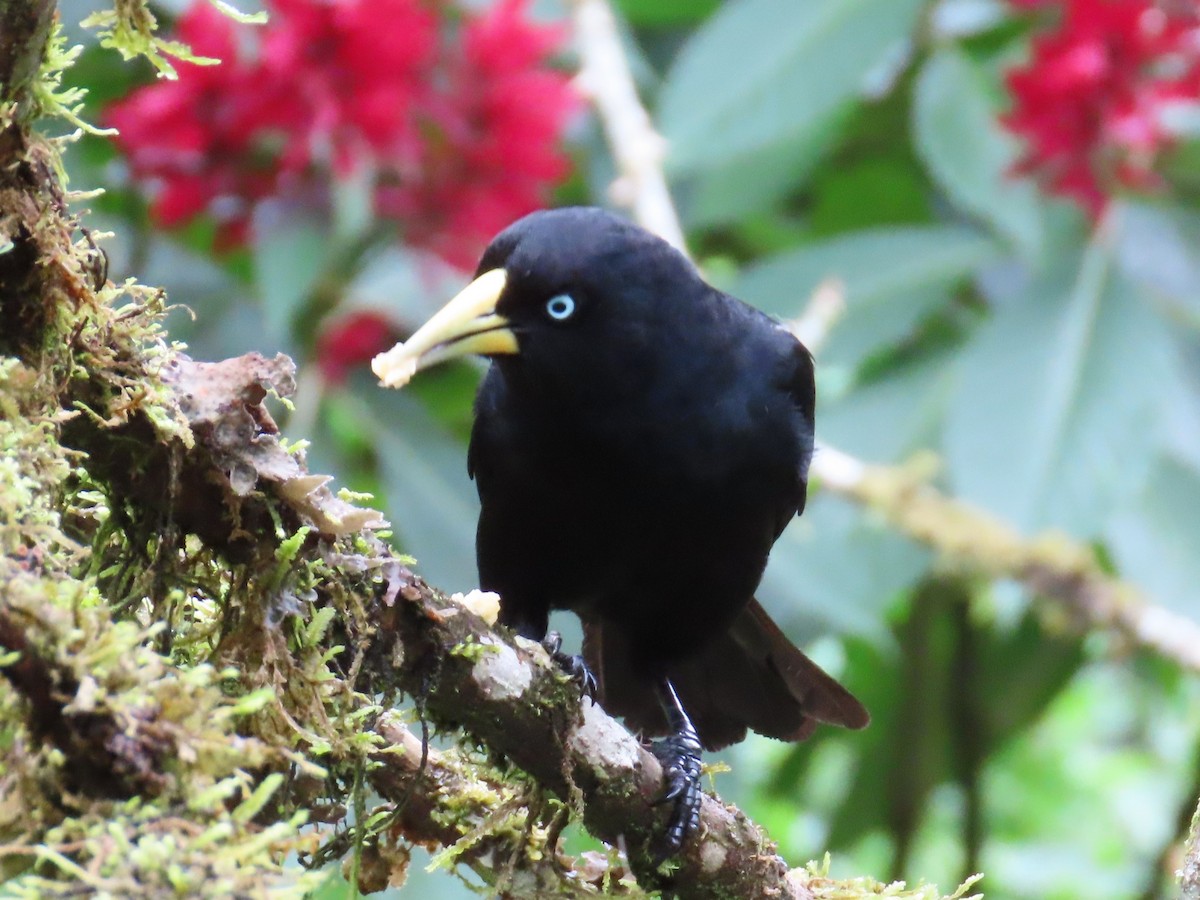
1114 202 1200 330
780 583 1082 855
225 687 275 717
732 225 999 363
233 773 284 824
252 209 329 348
679 111 845 227
613 0 721 27
824 581 963 850
913 46 1042 258
820 347 959 462
1109 456 1200 619
735 225 996 316
303 604 338 646
188 775 242 812
659 0 923 174
930 0 1009 38
760 494 930 645
974 610 1084 749
1160 340 1200 473
945 221 1174 534
807 155 933 237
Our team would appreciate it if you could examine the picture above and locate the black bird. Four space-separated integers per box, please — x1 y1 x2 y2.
372 207 868 853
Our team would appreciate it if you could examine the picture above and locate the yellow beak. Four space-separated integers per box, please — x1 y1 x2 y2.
371 268 518 389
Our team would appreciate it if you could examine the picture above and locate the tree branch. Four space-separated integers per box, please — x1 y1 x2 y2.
0 2 827 894
74 348 813 895
367 712 644 895
361 571 809 897
814 447 1200 672
0 100 811 892
569 0 686 252
1184 797 1200 899
0 0 55 120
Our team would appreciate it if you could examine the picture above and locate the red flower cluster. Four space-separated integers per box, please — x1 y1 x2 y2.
108 0 578 260
315 310 397 383
377 0 580 268
1003 0 1200 215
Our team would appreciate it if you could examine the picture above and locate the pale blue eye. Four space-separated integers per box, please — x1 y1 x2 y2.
545 294 576 321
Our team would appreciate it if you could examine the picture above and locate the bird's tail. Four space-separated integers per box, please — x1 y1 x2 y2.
584 599 869 751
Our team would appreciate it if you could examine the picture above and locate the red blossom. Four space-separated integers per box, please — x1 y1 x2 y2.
316 310 397 383
259 0 438 171
376 0 582 269
106 0 577 267
1003 0 1200 215
107 4 299 244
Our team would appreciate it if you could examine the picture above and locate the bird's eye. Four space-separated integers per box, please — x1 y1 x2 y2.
545 294 576 321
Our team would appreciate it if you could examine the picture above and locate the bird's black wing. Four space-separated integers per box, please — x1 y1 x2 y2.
773 333 817 532
585 599 869 751
466 366 506 483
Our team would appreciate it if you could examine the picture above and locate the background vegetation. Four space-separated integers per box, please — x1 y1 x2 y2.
4 0 1200 897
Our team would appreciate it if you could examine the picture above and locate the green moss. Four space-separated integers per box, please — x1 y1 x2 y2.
797 856 985 899
0 87 401 899
2 800 320 898
448 635 502 663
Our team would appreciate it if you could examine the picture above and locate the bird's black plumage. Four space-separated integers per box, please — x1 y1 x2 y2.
372 206 868 853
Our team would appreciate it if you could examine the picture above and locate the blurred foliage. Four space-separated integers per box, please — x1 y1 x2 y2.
42 0 1200 896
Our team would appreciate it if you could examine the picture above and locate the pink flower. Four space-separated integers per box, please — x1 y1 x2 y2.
376 0 581 269
260 0 438 171
316 310 397 383
1003 0 1200 215
106 0 578 267
108 4 299 244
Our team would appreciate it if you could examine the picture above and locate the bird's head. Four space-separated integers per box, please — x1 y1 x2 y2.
372 207 703 395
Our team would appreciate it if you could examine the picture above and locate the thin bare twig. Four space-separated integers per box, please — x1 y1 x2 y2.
568 0 686 252
784 278 847 351
815 446 1200 672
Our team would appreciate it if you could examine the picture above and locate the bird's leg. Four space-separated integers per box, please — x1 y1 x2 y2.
499 607 596 699
650 677 703 856
541 630 598 699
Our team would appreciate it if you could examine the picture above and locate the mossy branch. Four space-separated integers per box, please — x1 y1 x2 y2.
1184 798 1200 900
813 446 1200 673
0 0 55 122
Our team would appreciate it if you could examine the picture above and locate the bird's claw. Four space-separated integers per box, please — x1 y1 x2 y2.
541 631 598 700
651 729 703 857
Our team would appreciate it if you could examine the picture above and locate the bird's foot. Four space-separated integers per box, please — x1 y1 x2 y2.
541 631 598 699
650 724 703 858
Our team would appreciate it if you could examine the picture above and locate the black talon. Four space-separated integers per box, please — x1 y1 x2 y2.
651 678 704 859
542 630 599 699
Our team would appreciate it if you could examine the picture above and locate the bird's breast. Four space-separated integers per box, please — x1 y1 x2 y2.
472 359 804 659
